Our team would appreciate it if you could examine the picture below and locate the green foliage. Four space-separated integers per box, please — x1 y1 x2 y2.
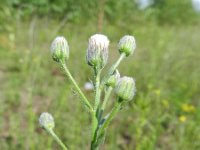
150 0 197 25
6 0 97 22
104 0 136 22
1 0 199 26
0 1 14 32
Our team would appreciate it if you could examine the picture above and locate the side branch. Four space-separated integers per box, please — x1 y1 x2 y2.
60 62 93 112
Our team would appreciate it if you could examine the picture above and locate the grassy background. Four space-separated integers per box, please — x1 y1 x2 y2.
0 16 200 150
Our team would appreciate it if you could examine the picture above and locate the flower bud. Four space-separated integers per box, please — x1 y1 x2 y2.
39 112 55 130
86 34 109 69
115 76 136 101
118 35 136 57
50 36 69 62
106 70 120 87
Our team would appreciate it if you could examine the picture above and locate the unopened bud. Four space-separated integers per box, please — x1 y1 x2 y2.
106 70 120 87
51 36 69 62
39 112 55 130
86 34 109 69
115 76 136 101
118 35 136 57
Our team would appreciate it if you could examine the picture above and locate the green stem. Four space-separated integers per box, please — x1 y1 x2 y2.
47 129 68 150
94 68 101 111
101 86 113 111
91 67 102 141
100 53 126 89
91 110 98 139
98 102 121 136
108 53 126 75
60 62 93 112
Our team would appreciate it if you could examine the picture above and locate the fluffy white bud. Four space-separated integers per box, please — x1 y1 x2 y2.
86 34 109 69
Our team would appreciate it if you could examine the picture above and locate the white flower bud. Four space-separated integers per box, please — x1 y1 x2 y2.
118 35 136 57
115 76 136 101
86 34 109 69
106 70 120 87
39 112 55 130
51 36 69 62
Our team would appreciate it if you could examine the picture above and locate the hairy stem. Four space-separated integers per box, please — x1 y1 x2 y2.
60 62 93 112
108 52 126 75
100 53 126 89
94 68 102 111
91 68 102 142
47 129 68 150
98 102 121 136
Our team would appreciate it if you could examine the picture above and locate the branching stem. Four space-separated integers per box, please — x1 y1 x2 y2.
98 101 121 136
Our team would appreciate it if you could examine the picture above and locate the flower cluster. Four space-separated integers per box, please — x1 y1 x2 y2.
39 33 137 150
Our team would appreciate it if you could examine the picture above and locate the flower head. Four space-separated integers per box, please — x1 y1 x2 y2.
118 35 136 57
39 112 55 130
115 76 136 101
51 36 69 62
86 34 109 69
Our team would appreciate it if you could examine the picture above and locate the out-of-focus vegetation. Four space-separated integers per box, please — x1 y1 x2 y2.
0 0 200 150
0 0 199 29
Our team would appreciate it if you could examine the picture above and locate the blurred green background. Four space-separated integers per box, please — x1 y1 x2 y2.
0 0 200 149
